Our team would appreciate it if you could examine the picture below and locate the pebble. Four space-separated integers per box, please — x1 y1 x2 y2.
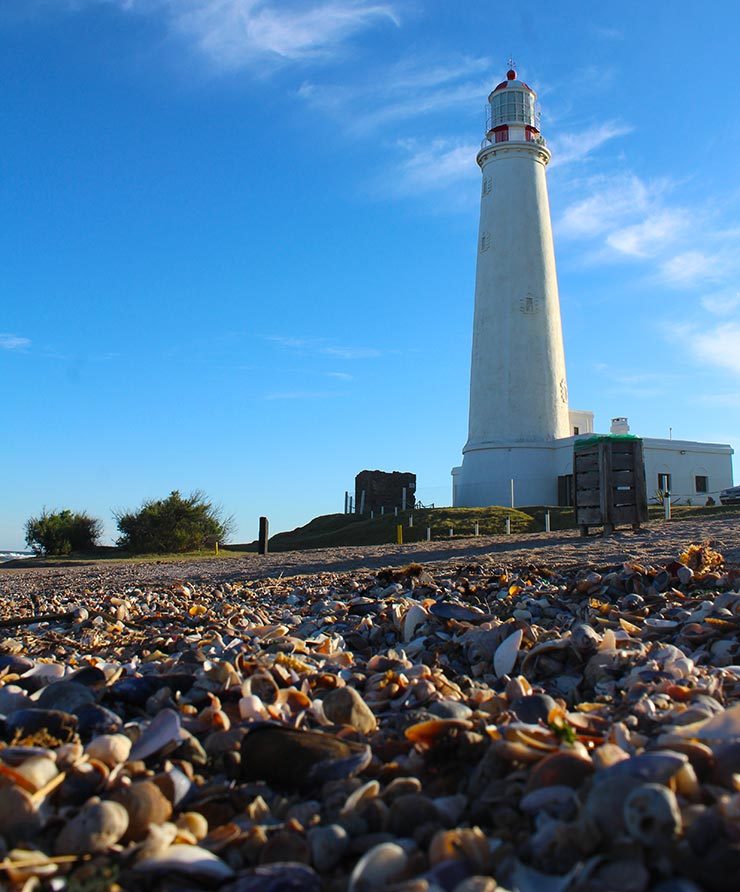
323 685 378 734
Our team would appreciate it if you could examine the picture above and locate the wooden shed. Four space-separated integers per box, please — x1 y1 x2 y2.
574 436 648 535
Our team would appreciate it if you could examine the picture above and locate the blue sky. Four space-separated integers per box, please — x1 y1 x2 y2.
1 1 739 549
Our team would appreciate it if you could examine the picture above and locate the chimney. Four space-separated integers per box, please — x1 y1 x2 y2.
610 417 630 435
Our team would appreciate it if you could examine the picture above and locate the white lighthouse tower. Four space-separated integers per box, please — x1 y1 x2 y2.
453 66 570 507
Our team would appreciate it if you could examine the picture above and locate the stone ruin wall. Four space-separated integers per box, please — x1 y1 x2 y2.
354 470 416 513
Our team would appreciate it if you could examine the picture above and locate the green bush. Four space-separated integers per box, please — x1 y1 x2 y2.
25 509 103 556
115 490 233 553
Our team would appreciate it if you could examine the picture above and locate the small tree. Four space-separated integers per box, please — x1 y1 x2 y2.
25 509 102 556
114 490 233 553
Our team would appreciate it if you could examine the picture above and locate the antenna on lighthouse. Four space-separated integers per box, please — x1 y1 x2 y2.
507 56 517 73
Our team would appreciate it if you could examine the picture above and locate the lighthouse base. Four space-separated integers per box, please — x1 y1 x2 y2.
452 441 562 507
452 436 735 509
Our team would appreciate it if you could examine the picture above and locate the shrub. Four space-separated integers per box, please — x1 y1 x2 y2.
25 509 103 556
115 490 233 553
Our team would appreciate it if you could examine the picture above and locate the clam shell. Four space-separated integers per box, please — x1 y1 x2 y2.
129 708 184 761
348 841 409 892
86 733 132 767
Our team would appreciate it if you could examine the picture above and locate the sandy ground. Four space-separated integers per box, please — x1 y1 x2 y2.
2 515 738 601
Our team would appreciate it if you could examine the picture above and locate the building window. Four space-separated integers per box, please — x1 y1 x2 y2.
493 125 509 143
482 176 492 195
658 473 672 492
480 232 490 252
573 426 580 435
695 475 708 493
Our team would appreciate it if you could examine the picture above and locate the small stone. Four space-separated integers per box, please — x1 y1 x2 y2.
323 687 378 734
509 694 557 725
429 700 473 720
387 793 439 836
85 733 132 767
623 783 682 846
55 798 129 855
308 823 349 872
112 779 173 842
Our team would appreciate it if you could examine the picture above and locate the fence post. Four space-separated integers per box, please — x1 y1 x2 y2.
396 524 403 545
474 522 479 536
664 492 671 520
402 487 407 511
449 527 454 537
409 515 413 528
359 490 366 514
426 527 431 541
505 516 511 535
510 478 515 508
370 510 374 520
344 491 349 514
545 510 551 533
258 516 269 555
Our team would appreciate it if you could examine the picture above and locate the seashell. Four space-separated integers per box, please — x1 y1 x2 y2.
59 759 109 805
109 673 194 706
509 694 557 725
0 783 42 843
519 784 578 815
259 829 311 865
591 743 631 771
55 797 129 854
35 680 95 714
0 684 29 714
86 733 132 767
404 719 472 746
429 700 473 721
76 703 123 738
524 750 594 792
6 708 78 743
341 780 380 816
112 779 174 842
176 811 209 841
0 654 34 674
403 604 428 641
308 823 349 872
240 723 371 790
388 793 439 835
494 629 523 677
134 844 234 881
322 686 378 735
239 693 268 721
428 827 489 871
14 754 58 792
429 601 487 622
623 783 682 845
129 708 183 761
348 841 409 892
21 662 65 683
695 703 740 742
597 750 687 785
221 863 321 892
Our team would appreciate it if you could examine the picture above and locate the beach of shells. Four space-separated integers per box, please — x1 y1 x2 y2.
1 517 739 891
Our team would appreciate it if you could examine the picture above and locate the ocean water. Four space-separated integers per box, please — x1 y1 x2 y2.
0 551 34 563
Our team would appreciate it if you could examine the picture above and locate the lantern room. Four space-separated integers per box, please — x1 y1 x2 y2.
486 69 541 145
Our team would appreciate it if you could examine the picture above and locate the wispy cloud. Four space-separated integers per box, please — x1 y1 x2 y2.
325 370 353 380
549 121 632 167
701 290 740 316
385 138 477 196
263 389 341 400
267 335 381 359
0 333 30 350
48 0 399 71
677 322 740 376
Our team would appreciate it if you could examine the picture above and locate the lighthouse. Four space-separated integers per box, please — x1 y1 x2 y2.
452 66 734 510
453 66 571 507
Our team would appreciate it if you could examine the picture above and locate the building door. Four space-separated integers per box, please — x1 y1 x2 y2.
558 474 574 506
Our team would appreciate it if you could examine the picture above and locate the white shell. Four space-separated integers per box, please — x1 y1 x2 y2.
349 842 409 892
494 629 523 677
239 694 267 721
696 702 740 742
403 604 428 642
55 799 129 855
86 733 132 767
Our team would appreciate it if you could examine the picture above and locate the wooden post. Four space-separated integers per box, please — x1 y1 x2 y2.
258 517 269 555
381 506 385 515
215 541 219 555
510 479 515 508
408 515 413 528
426 527 431 541
396 524 403 545
545 510 551 532
359 490 366 514
505 516 511 535
349 496 354 514
394 506 398 517
449 527 453 537
402 487 407 511
474 522 479 536
344 491 349 514
370 510 374 519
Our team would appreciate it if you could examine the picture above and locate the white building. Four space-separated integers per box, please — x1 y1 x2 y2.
452 67 734 508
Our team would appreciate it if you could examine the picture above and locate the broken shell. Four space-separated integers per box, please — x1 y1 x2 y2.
134 844 234 881
494 629 523 677
428 827 490 871
129 708 183 761
405 719 472 746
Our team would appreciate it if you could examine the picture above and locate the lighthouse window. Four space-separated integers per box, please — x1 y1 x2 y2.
695 475 708 493
480 232 491 252
482 176 492 195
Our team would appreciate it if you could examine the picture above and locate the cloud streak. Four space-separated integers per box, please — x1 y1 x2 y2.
0 334 30 350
